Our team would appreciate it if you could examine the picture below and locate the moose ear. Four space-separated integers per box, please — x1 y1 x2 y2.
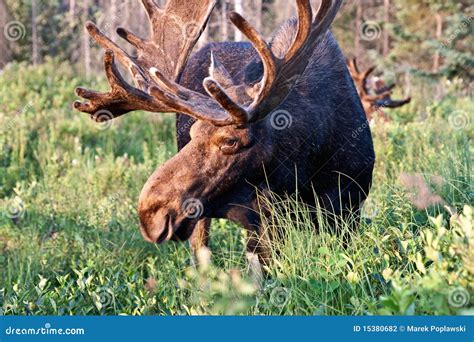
209 52 235 89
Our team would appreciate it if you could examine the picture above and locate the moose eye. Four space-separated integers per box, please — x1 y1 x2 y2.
219 137 239 153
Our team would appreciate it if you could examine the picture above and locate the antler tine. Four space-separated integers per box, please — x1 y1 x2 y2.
74 50 161 117
379 97 411 108
363 66 376 80
348 58 361 77
85 21 149 88
283 0 313 63
141 0 162 19
86 22 132 71
116 27 145 49
227 12 277 111
75 0 343 126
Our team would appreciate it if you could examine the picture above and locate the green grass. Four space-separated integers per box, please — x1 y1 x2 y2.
0 59 472 315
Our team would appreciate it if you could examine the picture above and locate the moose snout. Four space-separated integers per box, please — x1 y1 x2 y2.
139 212 173 244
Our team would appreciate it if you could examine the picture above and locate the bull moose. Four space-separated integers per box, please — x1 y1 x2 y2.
74 0 375 275
347 57 411 121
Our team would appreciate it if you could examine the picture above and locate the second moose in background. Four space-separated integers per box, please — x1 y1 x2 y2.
348 57 411 122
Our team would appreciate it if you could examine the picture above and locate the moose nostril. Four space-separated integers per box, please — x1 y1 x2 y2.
139 214 172 244
139 224 155 243
156 214 171 244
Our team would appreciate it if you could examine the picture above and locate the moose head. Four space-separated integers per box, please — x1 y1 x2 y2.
347 57 411 121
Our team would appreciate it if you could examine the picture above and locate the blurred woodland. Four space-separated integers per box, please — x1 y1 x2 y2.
0 0 473 101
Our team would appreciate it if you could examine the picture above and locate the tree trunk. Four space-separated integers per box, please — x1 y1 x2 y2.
0 0 13 68
432 13 443 73
252 0 262 33
83 0 91 78
221 0 228 41
69 0 76 19
234 0 243 41
383 0 390 56
354 0 362 57
32 0 40 64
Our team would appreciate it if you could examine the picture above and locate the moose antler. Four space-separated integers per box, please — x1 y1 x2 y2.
74 0 219 120
347 57 411 108
74 0 343 126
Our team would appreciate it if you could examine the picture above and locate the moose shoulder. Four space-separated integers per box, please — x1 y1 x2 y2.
74 0 375 273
